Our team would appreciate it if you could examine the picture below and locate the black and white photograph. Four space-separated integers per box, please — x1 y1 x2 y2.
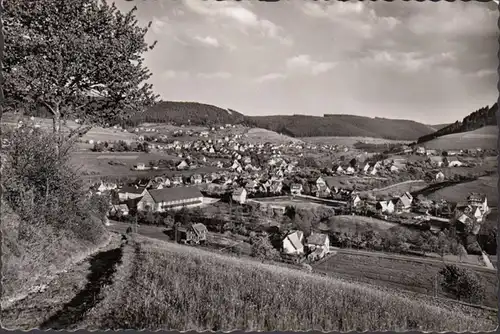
1 0 498 332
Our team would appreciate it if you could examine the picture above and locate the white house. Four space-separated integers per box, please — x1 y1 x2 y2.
135 163 146 170
448 159 463 167
376 200 395 214
306 233 330 254
282 230 305 255
232 188 247 204
177 160 189 170
435 171 445 182
118 185 147 201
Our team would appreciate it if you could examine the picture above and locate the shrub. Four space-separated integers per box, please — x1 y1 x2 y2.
439 264 485 303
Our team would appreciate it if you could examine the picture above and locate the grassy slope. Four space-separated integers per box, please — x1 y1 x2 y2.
423 126 498 150
90 235 495 332
0 199 110 308
426 175 498 205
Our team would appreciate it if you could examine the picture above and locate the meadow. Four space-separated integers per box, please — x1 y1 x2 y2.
245 128 303 144
425 175 498 204
87 235 496 332
327 215 398 233
301 136 412 147
313 253 498 309
423 126 498 150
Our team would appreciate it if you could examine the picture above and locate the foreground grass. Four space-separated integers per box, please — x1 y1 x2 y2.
96 235 496 332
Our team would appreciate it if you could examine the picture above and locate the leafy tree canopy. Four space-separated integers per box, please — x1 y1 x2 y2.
4 0 159 140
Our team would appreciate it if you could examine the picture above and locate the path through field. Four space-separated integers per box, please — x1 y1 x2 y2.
1 235 124 330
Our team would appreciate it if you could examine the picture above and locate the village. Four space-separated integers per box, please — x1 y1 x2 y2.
81 122 496 268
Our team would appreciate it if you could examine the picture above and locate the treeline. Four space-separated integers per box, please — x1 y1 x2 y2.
124 101 247 127
248 114 435 140
417 103 498 144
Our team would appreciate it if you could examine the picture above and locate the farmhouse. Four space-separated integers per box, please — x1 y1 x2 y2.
376 200 395 214
175 223 208 244
96 181 117 193
416 147 426 155
177 160 189 170
118 185 147 201
350 194 362 207
394 193 412 213
137 187 204 212
306 233 330 261
172 175 184 186
232 188 247 204
448 158 463 167
135 163 146 170
282 230 305 255
467 193 489 212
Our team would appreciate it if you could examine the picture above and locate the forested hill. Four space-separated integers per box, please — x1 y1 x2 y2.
124 101 437 140
417 103 498 144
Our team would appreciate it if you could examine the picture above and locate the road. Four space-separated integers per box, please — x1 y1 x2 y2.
326 247 495 273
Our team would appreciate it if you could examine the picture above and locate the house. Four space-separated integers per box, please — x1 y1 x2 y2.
232 188 247 204
97 181 117 193
435 171 445 182
290 183 303 196
177 160 189 170
394 193 412 213
426 149 437 156
190 174 203 184
306 233 330 253
137 187 204 212
316 177 326 188
172 175 184 186
467 193 489 214
118 185 147 201
282 230 305 255
448 159 463 167
109 204 129 216
376 200 395 214
416 147 426 155
390 165 399 173
174 223 208 244
245 180 257 192
135 163 146 170
350 194 362 208
363 163 371 173
345 166 356 175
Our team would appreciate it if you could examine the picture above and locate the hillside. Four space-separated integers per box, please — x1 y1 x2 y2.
429 123 451 131
125 101 247 127
418 103 498 144
125 101 436 141
423 126 498 150
84 235 495 332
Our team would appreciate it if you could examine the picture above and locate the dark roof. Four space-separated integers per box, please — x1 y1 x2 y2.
192 223 207 235
148 187 203 203
467 193 486 202
120 185 146 194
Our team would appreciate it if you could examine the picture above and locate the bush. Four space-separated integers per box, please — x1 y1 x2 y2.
439 264 485 303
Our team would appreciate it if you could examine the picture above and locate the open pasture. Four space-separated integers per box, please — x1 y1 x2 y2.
327 215 398 233
313 253 498 309
423 126 498 150
302 136 412 147
425 175 498 205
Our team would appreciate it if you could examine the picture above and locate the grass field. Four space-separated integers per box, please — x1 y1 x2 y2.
426 175 498 205
302 136 412 147
327 215 398 233
89 235 496 331
313 253 498 309
245 128 303 144
366 180 428 198
424 126 498 150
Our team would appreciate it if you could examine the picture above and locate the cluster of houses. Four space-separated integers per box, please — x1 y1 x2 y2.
282 230 331 261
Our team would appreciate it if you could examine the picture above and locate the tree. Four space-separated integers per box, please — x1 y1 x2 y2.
439 264 485 303
4 0 159 153
250 234 280 261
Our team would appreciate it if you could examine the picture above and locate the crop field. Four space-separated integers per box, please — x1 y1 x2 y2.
313 253 498 309
424 126 498 150
426 176 498 205
89 235 496 332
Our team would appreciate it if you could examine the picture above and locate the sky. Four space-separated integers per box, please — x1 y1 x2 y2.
115 0 499 124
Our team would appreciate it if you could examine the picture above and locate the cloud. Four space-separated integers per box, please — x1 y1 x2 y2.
193 35 220 48
163 70 190 79
183 0 293 45
254 73 286 83
299 1 400 38
286 55 336 75
361 50 456 73
197 72 232 79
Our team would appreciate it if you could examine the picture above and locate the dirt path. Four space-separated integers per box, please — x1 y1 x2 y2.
1 236 125 330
